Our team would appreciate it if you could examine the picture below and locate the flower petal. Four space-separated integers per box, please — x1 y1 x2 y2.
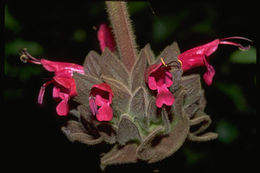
164 71 173 87
156 85 175 108
89 96 98 116
38 81 53 104
52 86 60 99
56 93 70 116
96 104 113 121
40 59 84 77
203 59 215 86
98 23 115 52
92 83 114 97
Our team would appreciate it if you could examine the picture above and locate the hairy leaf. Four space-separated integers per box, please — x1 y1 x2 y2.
131 47 147 92
189 110 212 135
100 143 138 170
117 115 142 145
181 74 202 107
146 96 160 123
99 48 130 87
83 50 101 78
136 127 164 161
61 120 103 145
161 106 171 133
73 72 102 105
172 86 186 117
101 76 131 115
137 104 189 163
156 42 181 64
98 123 117 144
170 68 183 92
142 44 156 65
129 87 147 119
188 132 218 142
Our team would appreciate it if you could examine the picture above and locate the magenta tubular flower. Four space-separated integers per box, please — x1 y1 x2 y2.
21 50 84 116
89 83 114 121
97 23 116 52
178 36 251 85
145 62 174 108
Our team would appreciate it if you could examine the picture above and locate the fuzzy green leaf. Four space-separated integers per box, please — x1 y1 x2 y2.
188 132 218 142
136 127 164 161
130 47 148 92
147 113 189 163
102 76 131 115
156 42 181 64
99 48 130 87
83 50 102 78
198 90 207 111
61 120 103 145
189 110 212 135
137 104 190 163
73 72 102 105
129 87 147 119
181 74 202 107
146 96 160 123
97 123 117 144
137 93 189 163
170 68 183 92
172 86 186 117
161 106 171 133
142 43 156 65
77 104 101 138
117 115 142 145
100 143 138 170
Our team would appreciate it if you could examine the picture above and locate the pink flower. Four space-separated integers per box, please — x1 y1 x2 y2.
97 23 115 52
89 83 114 121
178 36 251 85
145 61 174 108
20 49 84 116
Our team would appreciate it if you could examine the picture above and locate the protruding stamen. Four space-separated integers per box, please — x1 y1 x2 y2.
19 48 41 64
178 59 182 66
160 57 167 67
220 36 252 50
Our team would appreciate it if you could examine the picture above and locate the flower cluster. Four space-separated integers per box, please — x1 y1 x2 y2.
20 32 251 121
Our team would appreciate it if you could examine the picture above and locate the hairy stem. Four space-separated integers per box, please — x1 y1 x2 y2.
106 1 137 71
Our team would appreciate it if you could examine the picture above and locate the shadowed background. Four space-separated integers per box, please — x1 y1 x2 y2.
5 1 256 172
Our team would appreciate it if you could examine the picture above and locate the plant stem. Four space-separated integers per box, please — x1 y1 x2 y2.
106 1 137 71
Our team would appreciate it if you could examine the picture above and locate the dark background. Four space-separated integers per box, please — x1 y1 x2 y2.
5 1 256 172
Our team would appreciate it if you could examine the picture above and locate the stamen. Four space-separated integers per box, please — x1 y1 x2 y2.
159 58 182 69
220 36 252 50
221 36 252 42
178 59 182 66
20 54 28 63
19 48 41 64
160 57 167 67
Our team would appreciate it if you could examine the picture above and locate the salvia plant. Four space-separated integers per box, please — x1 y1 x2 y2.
20 1 251 170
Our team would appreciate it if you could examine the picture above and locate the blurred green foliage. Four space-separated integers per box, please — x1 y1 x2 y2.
230 47 256 64
5 6 21 33
216 119 239 144
215 82 248 112
73 29 87 42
